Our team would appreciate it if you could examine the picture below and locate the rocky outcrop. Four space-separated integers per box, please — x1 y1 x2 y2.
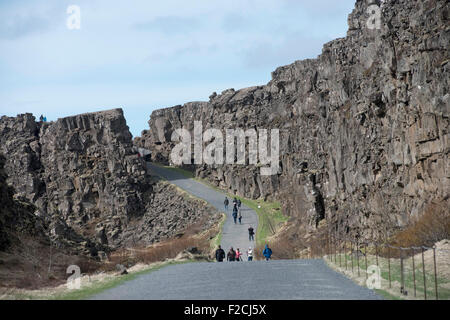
0 109 220 255
137 0 449 242
0 152 98 257
38 109 153 248
116 180 221 247
0 154 45 252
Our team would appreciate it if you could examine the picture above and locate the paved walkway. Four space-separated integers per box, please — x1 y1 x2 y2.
91 259 382 300
89 162 382 300
147 163 258 260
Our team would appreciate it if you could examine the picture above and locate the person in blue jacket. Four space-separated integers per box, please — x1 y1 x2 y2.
263 244 272 261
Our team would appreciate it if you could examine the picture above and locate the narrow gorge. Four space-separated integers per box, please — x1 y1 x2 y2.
135 0 449 247
0 0 448 291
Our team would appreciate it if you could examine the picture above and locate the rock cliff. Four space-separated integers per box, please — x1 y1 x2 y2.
136 0 449 242
0 109 219 256
0 154 45 252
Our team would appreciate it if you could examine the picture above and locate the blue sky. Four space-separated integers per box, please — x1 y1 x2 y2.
0 0 356 137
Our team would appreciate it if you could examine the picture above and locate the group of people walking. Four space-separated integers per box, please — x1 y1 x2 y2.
219 196 272 262
224 197 242 224
224 196 255 241
215 246 254 262
215 244 272 262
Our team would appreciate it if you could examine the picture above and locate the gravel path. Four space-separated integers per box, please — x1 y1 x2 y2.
91 259 382 300
147 163 259 259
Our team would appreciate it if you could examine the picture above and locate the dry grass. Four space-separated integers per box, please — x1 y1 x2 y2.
87 214 221 272
253 222 310 260
104 237 209 271
0 236 103 290
254 240 298 260
251 217 330 260
0 213 222 291
390 199 449 248
0 216 224 300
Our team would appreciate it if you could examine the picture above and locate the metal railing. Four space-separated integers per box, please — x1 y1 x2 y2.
309 233 449 300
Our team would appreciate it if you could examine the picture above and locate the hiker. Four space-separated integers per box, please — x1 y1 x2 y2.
232 206 238 224
43 116 47 122
233 197 238 206
237 199 241 208
248 226 255 241
224 197 229 211
247 247 253 261
235 248 242 262
263 244 272 261
238 208 242 224
39 114 44 122
227 247 236 262
215 245 225 262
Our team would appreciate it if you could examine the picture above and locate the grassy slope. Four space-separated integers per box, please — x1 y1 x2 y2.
238 198 287 247
211 214 227 249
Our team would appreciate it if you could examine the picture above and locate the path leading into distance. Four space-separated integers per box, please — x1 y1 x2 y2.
147 162 258 257
90 163 381 300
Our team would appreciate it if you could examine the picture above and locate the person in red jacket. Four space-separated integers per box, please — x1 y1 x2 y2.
235 248 242 261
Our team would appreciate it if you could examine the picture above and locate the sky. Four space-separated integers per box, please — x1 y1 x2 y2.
0 0 356 137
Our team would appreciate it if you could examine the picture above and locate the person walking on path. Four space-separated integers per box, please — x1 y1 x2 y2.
215 245 225 262
247 247 253 261
263 244 272 261
224 197 229 211
232 205 238 224
237 199 241 208
233 197 238 207
248 226 255 241
235 248 242 262
227 247 236 262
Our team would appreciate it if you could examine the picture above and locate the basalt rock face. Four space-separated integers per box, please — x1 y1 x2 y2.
137 0 449 242
0 154 45 252
38 109 153 248
0 153 103 257
0 109 219 255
